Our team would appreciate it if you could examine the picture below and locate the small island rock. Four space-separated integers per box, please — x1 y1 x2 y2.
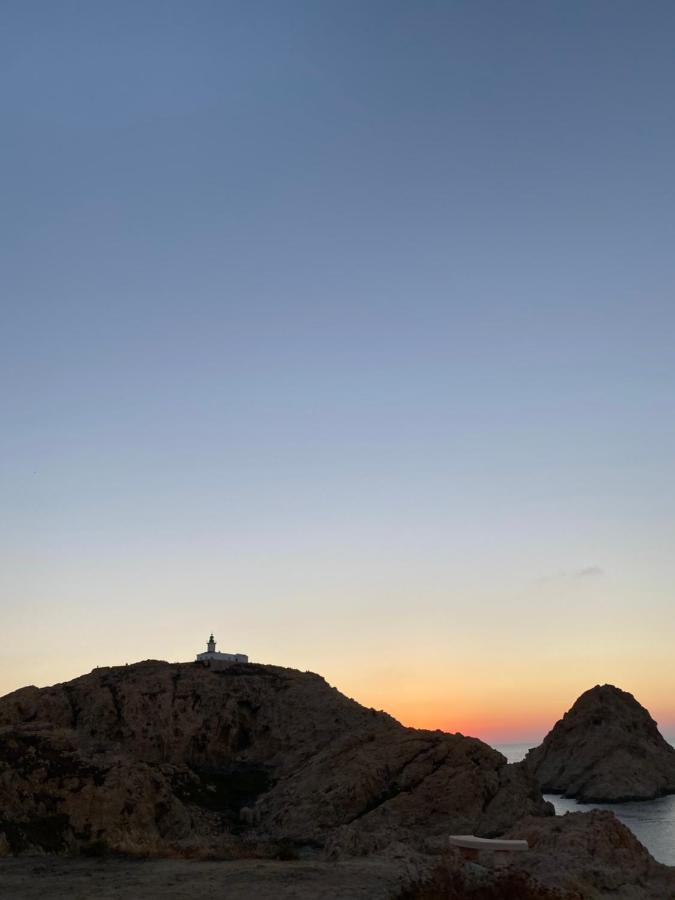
525 684 675 802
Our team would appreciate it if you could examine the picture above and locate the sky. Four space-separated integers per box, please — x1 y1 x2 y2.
2 1 675 745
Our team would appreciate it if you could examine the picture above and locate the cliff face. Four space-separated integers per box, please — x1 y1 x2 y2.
525 684 675 802
0 660 551 857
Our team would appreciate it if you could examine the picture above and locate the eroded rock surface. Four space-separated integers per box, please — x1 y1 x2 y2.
0 660 550 857
525 684 675 802
506 810 675 899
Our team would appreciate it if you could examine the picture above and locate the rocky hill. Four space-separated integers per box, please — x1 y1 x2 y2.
525 684 675 802
0 659 551 857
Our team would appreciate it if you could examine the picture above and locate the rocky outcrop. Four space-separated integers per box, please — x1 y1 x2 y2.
414 810 675 898
0 660 551 857
525 684 675 802
505 810 675 899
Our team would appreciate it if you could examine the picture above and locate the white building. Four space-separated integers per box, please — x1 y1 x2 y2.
196 633 248 663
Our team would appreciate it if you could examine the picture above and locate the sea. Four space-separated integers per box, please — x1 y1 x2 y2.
494 742 675 866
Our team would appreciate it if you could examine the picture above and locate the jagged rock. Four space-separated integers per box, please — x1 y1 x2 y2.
0 660 551 856
505 810 675 899
525 684 675 802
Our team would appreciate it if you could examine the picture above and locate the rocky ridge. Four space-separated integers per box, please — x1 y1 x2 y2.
0 659 550 857
525 684 675 802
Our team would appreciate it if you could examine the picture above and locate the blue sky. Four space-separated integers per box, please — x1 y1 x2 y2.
2 1 675 739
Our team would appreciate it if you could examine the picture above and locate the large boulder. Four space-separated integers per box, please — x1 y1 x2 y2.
0 660 551 856
525 684 675 802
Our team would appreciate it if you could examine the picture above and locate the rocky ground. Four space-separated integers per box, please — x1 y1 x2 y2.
0 856 429 900
525 684 675 802
2 810 675 900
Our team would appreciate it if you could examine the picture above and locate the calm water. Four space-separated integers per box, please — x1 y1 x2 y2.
494 742 675 866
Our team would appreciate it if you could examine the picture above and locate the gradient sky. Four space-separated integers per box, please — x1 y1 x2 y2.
2 1 675 744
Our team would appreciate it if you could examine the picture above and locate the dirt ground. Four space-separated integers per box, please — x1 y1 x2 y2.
0 856 422 900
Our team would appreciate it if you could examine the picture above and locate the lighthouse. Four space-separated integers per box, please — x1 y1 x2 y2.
196 634 248 663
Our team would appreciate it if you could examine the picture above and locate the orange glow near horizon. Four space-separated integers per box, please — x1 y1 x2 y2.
332 656 675 747
387 695 675 746
373 696 560 745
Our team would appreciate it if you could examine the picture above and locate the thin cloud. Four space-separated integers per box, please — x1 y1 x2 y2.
575 566 604 578
535 566 605 584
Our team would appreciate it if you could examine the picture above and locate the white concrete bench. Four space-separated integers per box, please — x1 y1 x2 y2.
449 835 529 867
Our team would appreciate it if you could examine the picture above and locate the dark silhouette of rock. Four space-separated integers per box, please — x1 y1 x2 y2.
0 660 551 857
503 809 675 899
525 684 675 802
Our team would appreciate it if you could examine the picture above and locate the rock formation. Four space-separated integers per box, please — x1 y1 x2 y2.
0 660 551 857
502 809 675 899
414 810 675 899
525 684 675 802
3 666 675 898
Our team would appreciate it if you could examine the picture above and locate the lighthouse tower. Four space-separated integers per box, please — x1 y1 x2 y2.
196 634 248 663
